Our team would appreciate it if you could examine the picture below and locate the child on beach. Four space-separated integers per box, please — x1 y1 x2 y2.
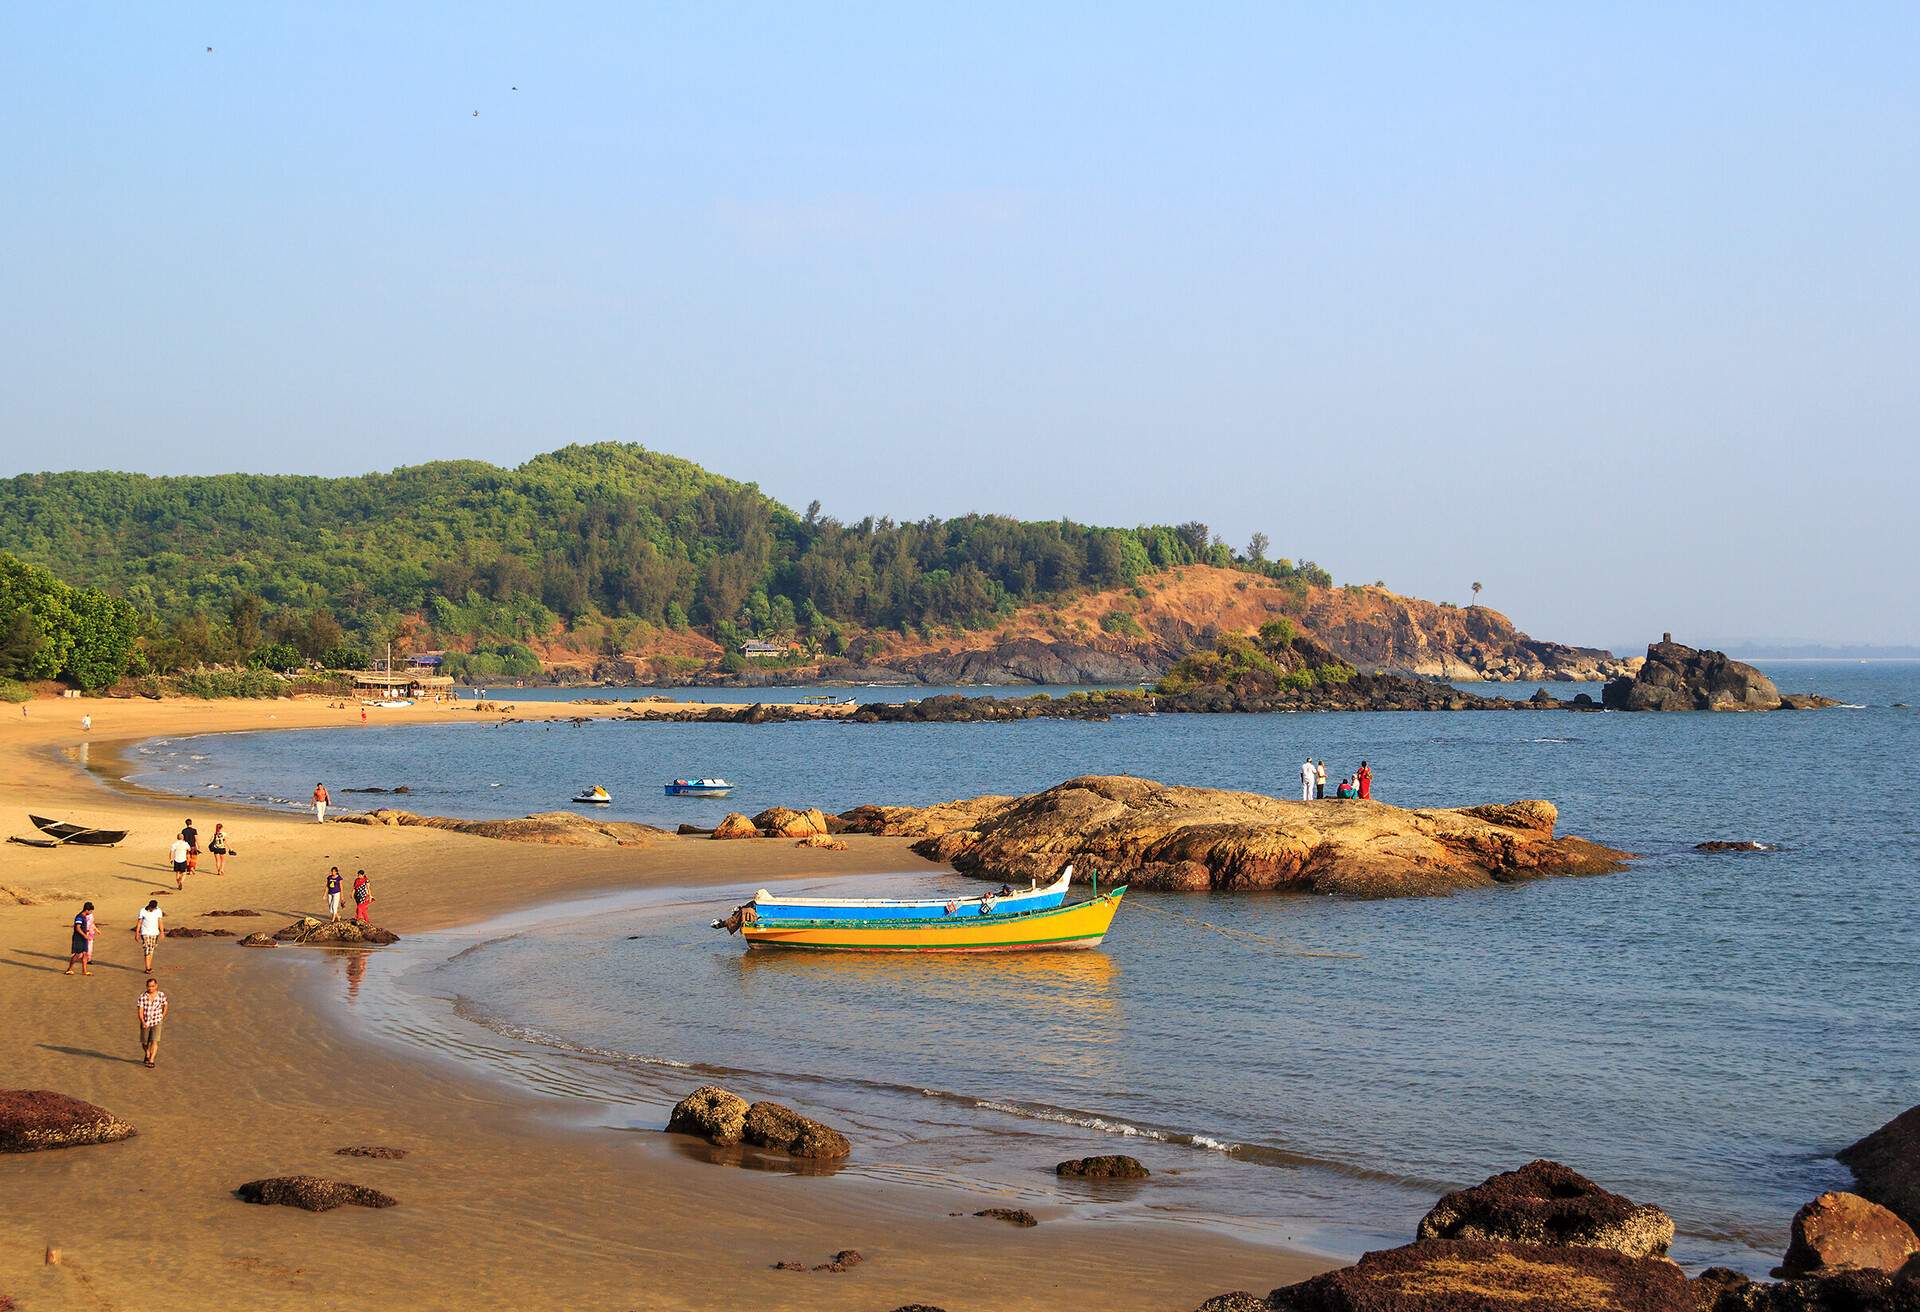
65 902 99 975
326 867 343 919
352 870 372 924
135 899 164 973
209 822 229 874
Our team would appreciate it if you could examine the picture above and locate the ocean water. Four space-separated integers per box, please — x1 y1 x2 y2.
129 663 1919 1271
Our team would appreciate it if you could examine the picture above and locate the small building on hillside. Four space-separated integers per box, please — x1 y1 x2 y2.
739 640 786 658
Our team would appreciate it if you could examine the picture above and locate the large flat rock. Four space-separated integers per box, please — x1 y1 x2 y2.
845 776 1630 896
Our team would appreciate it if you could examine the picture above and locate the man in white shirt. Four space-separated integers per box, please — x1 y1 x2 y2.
135 899 164 973
169 836 190 890
1300 757 1316 801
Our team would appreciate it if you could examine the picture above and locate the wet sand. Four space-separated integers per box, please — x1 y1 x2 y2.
0 694 1326 1310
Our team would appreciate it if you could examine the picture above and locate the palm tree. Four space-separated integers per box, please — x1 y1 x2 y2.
1471 581 1483 606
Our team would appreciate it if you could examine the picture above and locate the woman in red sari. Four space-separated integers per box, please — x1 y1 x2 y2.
1356 761 1373 800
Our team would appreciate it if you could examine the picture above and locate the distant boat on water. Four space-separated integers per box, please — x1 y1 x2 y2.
731 885 1128 953
573 785 612 805
665 778 733 797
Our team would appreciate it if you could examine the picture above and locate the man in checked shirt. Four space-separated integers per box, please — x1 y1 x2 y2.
137 977 170 1068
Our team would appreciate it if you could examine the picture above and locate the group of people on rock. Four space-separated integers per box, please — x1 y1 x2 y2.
1298 758 1373 802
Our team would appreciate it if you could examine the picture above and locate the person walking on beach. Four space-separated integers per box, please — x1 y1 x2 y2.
208 822 229 874
1357 760 1373 801
326 866 343 920
181 819 199 877
169 833 191 890
65 902 99 975
135 899 164 973
81 712 91 732
313 783 330 824
352 870 372 924
1299 757 1316 802
1315 759 1328 800
136 977 169 1068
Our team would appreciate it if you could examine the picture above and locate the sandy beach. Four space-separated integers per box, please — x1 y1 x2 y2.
0 694 1325 1311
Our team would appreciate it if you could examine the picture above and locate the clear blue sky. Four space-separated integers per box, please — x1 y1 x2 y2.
2 3 1913 648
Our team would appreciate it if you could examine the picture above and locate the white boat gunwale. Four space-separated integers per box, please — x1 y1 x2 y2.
752 867 1072 911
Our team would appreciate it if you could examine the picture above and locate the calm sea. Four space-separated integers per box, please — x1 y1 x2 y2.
128 663 1919 1271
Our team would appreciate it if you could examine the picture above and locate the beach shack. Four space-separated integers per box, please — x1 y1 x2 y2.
739 640 786 658
350 669 455 699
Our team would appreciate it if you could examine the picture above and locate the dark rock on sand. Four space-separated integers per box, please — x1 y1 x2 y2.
237 933 277 947
744 1100 851 1159
667 1085 750 1146
1697 841 1773 853
674 823 711 836
1602 639 1835 712
887 1306 948 1312
1056 1154 1149 1179
202 908 261 917
0 1090 136 1153
1775 1192 1919 1277
814 1249 863 1272
1840 1106 1920 1232
1416 1158 1675 1258
163 926 234 937
335 1145 408 1159
1266 1238 1696 1311
974 1207 1039 1227
234 1175 397 1211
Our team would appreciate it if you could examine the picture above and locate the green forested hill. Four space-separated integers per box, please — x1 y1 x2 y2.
0 444 1326 675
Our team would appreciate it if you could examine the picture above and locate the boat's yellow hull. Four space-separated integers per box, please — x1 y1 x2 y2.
741 888 1127 953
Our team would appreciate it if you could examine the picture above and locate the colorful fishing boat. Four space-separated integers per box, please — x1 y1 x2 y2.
746 868 1073 922
731 886 1127 953
665 778 734 798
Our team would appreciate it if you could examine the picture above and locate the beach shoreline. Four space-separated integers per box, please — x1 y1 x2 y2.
0 693 1329 1311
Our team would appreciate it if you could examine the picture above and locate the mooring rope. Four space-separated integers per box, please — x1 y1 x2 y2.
1125 898 1361 959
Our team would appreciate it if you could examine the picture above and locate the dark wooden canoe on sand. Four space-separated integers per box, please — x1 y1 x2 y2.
28 815 129 847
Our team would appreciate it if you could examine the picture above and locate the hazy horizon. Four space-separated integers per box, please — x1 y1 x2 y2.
2 5 1912 648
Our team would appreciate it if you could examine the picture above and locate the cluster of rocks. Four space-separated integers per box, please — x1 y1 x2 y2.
1193 1107 1920 1312
1603 639 1838 712
687 807 846 849
771 1249 864 1273
263 916 399 946
336 808 666 847
666 1085 851 1160
838 776 1630 897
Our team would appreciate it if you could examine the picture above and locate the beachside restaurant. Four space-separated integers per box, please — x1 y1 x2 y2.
350 670 456 699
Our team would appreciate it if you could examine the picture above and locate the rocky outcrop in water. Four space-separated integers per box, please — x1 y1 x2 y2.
1840 1106 1920 1232
271 916 399 946
1057 1154 1150 1179
1416 1159 1674 1258
1602 639 1837 712
666 1086 850 1160
234 1176 397 1211
0 1090 136 1153
845 776 1630 897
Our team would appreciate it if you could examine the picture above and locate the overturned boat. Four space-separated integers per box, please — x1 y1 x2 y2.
28 815 129 847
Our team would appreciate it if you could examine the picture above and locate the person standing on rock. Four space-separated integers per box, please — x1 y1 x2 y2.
1357 760 1373 800
352 870 372 924
1299 757 1316 801
1315 759 1328 800
326 866 343 919
313 782 330 824
136 976 169 1068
